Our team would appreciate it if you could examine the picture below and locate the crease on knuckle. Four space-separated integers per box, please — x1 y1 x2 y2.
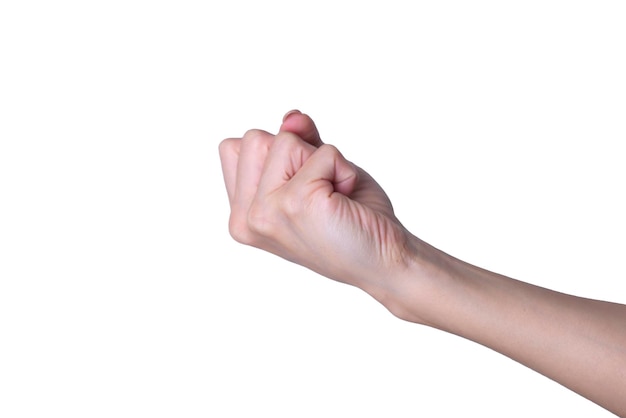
247 200 276 237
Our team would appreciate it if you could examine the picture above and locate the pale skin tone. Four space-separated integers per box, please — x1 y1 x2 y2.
219 110 626 416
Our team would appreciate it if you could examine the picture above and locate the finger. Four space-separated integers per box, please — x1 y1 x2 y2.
218 138 241 206
289 144 358 198
256 131 317 197
279 110 324 148
234 129 274 209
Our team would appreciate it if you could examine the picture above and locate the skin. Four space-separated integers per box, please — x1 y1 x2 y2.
218 110 626 416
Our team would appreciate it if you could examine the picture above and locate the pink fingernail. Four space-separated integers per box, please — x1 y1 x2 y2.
282 109 302 122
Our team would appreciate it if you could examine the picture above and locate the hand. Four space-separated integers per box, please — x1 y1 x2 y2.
218 111 417 305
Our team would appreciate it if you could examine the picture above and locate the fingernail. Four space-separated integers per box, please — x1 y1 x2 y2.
282 109 302 122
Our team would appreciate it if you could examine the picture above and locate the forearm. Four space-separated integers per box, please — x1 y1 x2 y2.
390 236 626 416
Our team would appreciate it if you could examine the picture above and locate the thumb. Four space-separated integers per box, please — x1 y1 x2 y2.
279 110 324 148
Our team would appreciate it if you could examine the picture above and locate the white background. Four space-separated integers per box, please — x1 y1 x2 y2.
1 1 624 417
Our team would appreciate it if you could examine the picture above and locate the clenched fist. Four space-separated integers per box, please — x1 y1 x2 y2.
218 110 419 310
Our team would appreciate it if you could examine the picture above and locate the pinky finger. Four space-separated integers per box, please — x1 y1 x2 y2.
218 138 241 206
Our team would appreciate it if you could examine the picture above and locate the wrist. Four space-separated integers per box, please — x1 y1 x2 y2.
365 233 453 326
375 232 495 331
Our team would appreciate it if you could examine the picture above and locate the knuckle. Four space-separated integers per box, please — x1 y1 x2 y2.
280 192 305 219
271 132 314 167
247 200 276 237
218 138 238 157
274 131 301 147
228 213 253 245
242 129 273 153
246 194 303 237
242 129 269 142
318 143 340 157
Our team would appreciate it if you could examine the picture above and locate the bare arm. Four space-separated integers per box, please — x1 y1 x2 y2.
218 111 626 416
400 238 626 416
